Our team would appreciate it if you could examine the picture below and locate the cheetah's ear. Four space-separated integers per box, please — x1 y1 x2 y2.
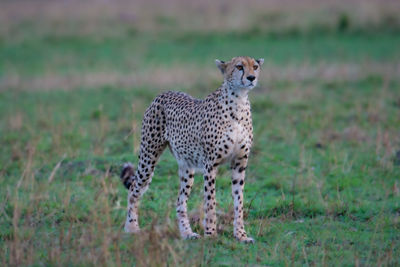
215 59 227 74
256 58 264 66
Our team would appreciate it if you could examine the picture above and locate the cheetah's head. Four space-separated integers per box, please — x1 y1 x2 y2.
215 56 264 90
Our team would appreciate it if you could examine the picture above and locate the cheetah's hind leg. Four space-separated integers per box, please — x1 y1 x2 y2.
176 166 200 240
121 97 168 233
122 137 167 233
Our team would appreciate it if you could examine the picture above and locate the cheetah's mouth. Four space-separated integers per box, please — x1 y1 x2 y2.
241 80 256 89
246 82 255 88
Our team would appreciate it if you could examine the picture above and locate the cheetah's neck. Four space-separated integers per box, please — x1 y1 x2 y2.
217 82 250 111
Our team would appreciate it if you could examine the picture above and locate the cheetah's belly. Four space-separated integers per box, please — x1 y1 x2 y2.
168 138 205 172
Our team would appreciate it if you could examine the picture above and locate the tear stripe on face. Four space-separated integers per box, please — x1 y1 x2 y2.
240 68 244 86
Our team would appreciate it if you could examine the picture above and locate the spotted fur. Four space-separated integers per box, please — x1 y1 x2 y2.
121 56 263 243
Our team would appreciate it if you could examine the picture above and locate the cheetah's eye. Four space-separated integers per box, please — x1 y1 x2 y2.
253 65 258 70
236 65 243 71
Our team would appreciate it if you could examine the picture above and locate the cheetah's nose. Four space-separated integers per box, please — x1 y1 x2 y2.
247 75 255 82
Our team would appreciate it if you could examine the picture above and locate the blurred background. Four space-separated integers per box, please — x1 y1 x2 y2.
1 0 400 92
1 0 400 266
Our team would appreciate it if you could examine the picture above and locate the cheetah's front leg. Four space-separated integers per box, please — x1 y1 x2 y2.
231 158 254 243
203 166 218 237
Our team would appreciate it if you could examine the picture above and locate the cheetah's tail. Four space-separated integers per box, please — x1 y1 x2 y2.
120 162 135 189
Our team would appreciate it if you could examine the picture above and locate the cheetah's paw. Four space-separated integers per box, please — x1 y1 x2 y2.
124 223 140 233
183 232 200 240
241 236 254 244
236 236 254 244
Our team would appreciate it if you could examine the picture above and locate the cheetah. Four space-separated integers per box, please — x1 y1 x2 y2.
120 56 263 243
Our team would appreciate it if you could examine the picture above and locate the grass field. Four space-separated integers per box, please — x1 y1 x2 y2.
1 0 400 266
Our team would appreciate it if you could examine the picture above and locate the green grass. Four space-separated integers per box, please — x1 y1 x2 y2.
1 19 400 266
2 31 400 78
